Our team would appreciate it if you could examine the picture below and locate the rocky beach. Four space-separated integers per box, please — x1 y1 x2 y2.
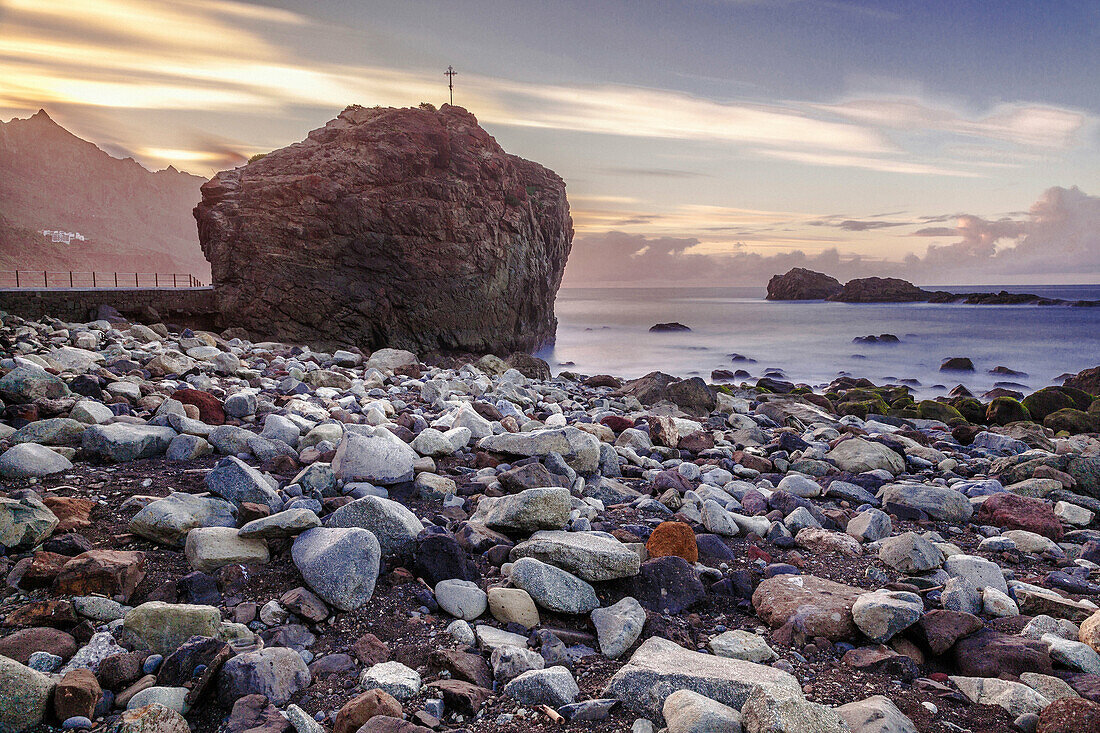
0 311 1097 733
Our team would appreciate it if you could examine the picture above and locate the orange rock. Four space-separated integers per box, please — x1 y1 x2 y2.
334 688 403 733
645 521 698 564
53 549 146 602
42 496 96 532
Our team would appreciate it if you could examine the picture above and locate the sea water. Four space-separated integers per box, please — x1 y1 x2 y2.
541 285 1100 398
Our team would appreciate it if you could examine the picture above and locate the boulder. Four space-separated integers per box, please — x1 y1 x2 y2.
204 456 282 511
753 574 866 640
878 483 973 522
826 438 904 474
662 689 742 733
835 695 919 733
472 488 571 533
217 647 311 707
0 494 58 551
503 666 579 707
195 104 572 354
510 557 599 614
0 655 55 732
331 429 419 485
184 526 269 572
325 495 424 557
477 427 600 473
291 527 381 611
124 602 221 656
0 443 74 479
975 492 1063 540
82 424 177 462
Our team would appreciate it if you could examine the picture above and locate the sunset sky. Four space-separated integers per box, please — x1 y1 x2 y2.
2 0 1098 284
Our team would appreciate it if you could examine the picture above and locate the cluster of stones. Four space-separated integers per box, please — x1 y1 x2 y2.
0 311 1098 733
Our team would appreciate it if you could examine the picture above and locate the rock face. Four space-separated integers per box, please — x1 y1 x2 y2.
196 104 573 354
766 268 842 300
828 277 933 303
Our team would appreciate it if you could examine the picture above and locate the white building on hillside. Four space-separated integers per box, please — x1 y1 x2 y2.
40 230 86 244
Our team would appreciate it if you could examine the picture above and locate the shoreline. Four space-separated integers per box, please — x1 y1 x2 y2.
0 309 1097 732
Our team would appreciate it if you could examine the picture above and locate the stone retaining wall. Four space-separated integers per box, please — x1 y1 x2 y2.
0 287 219 329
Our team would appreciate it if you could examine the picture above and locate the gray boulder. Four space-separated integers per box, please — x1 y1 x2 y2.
0 493 58 551
325 495 423 556
82 424 177 462
129 492 237 547
205 456 282 511
503 666 580 707
291 527 380 611
510 557 599 614
0 443 73 479
473 488 571 533
331 428 418 485
591 596 646 659
478 427 601 473
217 647 310 707
878 483 973 522
0 655 55 732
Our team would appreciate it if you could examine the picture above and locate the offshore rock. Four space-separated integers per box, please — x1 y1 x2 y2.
196 104 573 354
766 268 842 300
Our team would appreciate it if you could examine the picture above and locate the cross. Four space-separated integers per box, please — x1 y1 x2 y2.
444 65 457 106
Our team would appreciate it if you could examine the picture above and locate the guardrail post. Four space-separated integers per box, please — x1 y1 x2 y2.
15 271 19 287
70 271 73 288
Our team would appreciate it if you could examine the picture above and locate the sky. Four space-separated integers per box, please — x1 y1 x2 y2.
1 0 1098 285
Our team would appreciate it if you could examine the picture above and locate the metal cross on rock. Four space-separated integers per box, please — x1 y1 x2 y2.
444 65 457 105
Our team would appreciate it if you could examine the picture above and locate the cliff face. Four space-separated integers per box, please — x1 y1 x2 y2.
766 268 842 300
196 104 573 354
0 110 207 276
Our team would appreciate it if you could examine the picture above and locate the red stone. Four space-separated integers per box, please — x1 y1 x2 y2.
42 496 95 532
171 389 225 425
19 551 70 589
1037 697 1100 733
54 669 101 720
599 415 635 433
645 521 698 564
54 550 146 602
0 627 77 663
975 492 1063 541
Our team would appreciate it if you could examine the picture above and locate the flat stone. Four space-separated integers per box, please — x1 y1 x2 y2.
184 526 269 572
129 493 237 548
81 424 176 462
663 689 742 733
239 508 320 539
950 676 1050 717
602 636 802 723
503 666 579 707
472 488 571 533
509 529 641 581
708 629 778 663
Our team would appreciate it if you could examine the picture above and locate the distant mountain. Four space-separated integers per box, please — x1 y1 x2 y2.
0 110 209 280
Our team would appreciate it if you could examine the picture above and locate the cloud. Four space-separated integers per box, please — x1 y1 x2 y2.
818 98 1090 148
563 187 1100 286
810 218 911 231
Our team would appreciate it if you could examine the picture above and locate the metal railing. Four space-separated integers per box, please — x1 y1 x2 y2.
0 271 206 289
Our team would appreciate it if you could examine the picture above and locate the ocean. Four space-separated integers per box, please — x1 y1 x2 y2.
540 285 1100 398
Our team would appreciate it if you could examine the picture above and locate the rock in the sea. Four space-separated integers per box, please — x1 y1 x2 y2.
766 268 842 300
195 104 572 354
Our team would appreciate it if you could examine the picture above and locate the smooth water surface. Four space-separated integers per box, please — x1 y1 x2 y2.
542 285 1100 398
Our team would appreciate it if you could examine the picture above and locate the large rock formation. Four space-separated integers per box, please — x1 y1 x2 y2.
827 277 933 303
195 104 573 354
765 268 842 300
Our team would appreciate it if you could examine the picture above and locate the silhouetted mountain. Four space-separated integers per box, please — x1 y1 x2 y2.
0 110 209 279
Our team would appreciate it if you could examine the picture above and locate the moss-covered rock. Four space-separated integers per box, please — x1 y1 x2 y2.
985 396 1031 426
1022 387 1079 422
1044 408 1096 435
951 397 986 423
917 400 966 424
838 397 889 419
1058 385 1097 410
889 408 921 420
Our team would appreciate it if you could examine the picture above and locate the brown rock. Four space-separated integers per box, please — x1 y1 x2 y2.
827 276 934 303
195 104 573 354
975 492 1063 541
426 649 492 689
351 632 391 666
54 550 146 602
953 629 1052 678
279 586 329 623
41 496 95 532
228 693 291 733
645 521 698 564
1081 611 1100 654
334 688 403 733
115 674 156 708
97 651 150 691
0 627 77 664
4 599 78 628
53 668 101 721
424 679 492 716
1037 696 1100 733
171 389 225 425
19 551 70 589
752 574 866 641
914 609 984 656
